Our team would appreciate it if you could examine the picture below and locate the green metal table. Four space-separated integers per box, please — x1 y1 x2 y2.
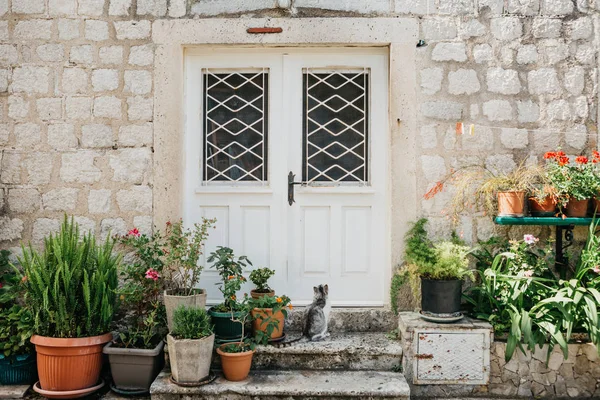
494 216 594 278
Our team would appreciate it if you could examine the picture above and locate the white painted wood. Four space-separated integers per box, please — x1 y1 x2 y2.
184 49 389 306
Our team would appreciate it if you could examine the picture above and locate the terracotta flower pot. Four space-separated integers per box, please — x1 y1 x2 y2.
251 308 285 339
216 344 254 382
164 289 207 332
497 191 525 217
528 196 557 217
564 198 589 218
250 289 275 300
31 332 112 392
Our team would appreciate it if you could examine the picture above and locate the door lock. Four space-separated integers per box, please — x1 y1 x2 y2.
288 171 306 206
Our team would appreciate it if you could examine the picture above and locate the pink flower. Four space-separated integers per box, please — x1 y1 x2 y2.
128 228 141 237
145 268 160 281
593 266 600 274
523 234 538 245
523 270 534 278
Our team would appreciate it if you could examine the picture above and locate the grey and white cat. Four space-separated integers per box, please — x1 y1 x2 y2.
303 284 331 341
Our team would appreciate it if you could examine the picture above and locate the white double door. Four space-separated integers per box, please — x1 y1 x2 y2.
184 48 389 306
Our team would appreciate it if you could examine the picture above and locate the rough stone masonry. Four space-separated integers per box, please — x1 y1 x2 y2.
0 0 599 254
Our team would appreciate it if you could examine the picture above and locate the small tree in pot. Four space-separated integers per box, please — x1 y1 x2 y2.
249 268 275 299
167 305 214 384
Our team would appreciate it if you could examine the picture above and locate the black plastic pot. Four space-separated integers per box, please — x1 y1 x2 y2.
421 278 462 315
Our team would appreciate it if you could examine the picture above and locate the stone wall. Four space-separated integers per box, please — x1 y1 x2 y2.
1 0 599 254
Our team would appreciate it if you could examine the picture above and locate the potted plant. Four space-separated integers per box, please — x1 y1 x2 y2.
167 305 214 384
103 229 167 394
162 219 216 332
402 219 473 316
250 294 292 341
591 150 600 215
544 151 597 217
207 247 252 342
249 268 275 299
19 217 119 395
0 250 36 385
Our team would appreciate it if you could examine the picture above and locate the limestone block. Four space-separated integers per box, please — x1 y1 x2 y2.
395 0 435 14
133 215 153 235
137 0 166 15
473 44 493 63
460 19 485 38
48 123 78 149
501 128 528 149
516 44 538 64
85 20 109 41
0 1 5 16
37 44 65 62
124 70 152 95
490 17 522 40
11 66 50 94
99 46 123 64
74 216 96 235
37 98 63 120
546 99 571 120
419 125 437 149
127 96 153 121
431 42 467 62
483 100 513 121
60 151 102 183
66 97 92 119
32 218 61 243
12 0 45 15
542 0 574 14
129 45 154 66
437 0 473 14
564 67 584 96
448 68 480 95
62 68 89 94
88 189 111 213
0 152 22 184
476 216 496 241
486 154 516 175
118 123 153 146
8 188 41 214
116 186 152 213
58 18 80 39
109 0 131 15
565 124 587 150
527 68 560 95
114 20 151 40
421 101 463 120
49 0 76 14
420 155 446 182
532 18 561 38
517 100 540 123
100 218 127 240
8 96 30 119
541 39 568 64
422 18 457 40
78 0 104 15
507 0 539 14
0 217 24 242
478 0 504 13
487 67 521 95
0 21 8 40
109 147 152 183
14 20 52 39
568 17 592 40
420 67 443 95
92 69 119 91
25 152 53 185
575 43 594 65
191 0 277 15
572 96 588 119
168 0 185 16
70 45 94 64
14 123 41 148
42 188 79 211
82 124 113 148
0 124 7 145
93 96 122 119
462 126 494 150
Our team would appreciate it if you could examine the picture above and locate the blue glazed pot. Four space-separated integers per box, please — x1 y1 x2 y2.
0 353 38 385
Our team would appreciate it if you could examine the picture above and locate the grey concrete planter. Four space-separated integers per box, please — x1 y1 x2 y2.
167 333 214 384
103 340 165 392
164 289 207 332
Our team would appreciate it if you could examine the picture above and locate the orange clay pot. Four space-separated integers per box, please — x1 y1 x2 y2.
31 332 112 392
528 196 557 217
216 344 255 382
564 198 589 218
250 289 275 300
497 191 525 217
251 308 285 339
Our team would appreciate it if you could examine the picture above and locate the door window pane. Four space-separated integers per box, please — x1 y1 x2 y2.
302 69 369 184
204 70 268 182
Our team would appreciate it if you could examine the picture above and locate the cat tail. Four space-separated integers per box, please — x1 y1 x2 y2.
272 334 305 348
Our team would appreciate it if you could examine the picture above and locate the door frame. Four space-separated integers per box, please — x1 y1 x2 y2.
153 18 419 307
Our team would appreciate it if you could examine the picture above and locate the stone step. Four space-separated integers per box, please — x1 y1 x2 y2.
285 307 397 333
150 369 410 400
250 332 403 371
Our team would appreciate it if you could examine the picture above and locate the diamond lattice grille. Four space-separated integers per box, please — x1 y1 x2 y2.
203 70 268 182
303 70 369 183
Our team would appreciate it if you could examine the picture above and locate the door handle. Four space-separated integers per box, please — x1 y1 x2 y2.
288 171 306 206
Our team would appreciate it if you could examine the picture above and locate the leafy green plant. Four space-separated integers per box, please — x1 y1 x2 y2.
249 268 275 293
390 272 405 316
171 305 213 340
207 247 252 312
544 151 599 208
19 216 120 338
249 295 291 345
418 242 473 281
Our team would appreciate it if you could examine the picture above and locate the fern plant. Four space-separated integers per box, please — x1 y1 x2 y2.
19 216 120 338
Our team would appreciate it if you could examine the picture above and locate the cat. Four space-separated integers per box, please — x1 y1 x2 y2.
273 284 331 347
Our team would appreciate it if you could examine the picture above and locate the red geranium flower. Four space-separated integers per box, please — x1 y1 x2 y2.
543 151 556 159
575 156 589 165
556 151 566 157
558 156 570 166
128 228 140 237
